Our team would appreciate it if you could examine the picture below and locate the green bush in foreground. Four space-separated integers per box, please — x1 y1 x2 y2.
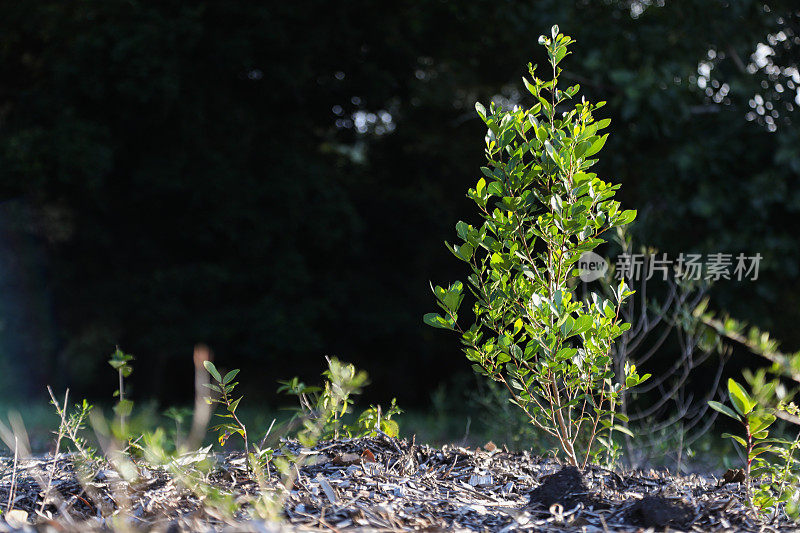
425 26 646 467
709 378 800 519
279 357 402 443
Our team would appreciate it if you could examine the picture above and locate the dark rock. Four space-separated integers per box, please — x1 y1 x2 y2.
626 495 694 529
528 466 593 509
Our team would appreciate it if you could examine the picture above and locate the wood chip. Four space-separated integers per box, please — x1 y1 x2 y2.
0 435 794 531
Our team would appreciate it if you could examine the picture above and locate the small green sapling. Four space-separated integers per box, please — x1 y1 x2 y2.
425 26 646 467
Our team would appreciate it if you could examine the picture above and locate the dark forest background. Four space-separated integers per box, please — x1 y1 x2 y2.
1 1 799 409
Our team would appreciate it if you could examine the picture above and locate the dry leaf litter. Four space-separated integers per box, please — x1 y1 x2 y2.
0 434 795 532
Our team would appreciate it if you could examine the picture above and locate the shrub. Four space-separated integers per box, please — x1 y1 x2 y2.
278 356 401 442
709 378 800 519
709 379 776 502
425 26 647 467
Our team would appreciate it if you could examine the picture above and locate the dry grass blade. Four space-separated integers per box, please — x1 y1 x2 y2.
41 387 70 514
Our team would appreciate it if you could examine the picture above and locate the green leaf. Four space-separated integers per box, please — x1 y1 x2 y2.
487 181 504 196
722 433 747 448
625 374 641 387
708 401 740 420
554 46 568 64
749 413 776 435
204 361 222 382
229 396 242 414
583 134 608 158
615 209 637 226
424 313 453 330
113 399 134 418
522 77 537 96
750 445 773 458
594 118 611 130
559 316 575 336
554 347 577 361
476 178 486 197
223 369 240 385
544 141 559 164
574 140 591 159
510 344 523 360
571 315 593 336
612 425 634 437
727 379 755 416
442 281 464 311
381 419 400 438
457 243 474 261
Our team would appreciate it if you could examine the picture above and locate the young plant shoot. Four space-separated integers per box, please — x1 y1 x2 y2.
708 378 777 507
425 26 647 467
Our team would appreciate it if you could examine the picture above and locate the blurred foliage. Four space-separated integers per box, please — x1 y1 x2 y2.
0 1 798 404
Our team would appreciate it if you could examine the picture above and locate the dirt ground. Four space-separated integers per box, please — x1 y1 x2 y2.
0 434 794 532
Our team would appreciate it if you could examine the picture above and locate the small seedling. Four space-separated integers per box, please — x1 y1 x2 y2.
708 378 776 505
348 398 403 438
47 386 95 459
279 357 393 443
108 346 134 432
163 406 193 447
757 402 800 520
203 361 248 453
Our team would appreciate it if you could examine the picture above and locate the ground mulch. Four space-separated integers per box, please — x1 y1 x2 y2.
0 434 793 531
